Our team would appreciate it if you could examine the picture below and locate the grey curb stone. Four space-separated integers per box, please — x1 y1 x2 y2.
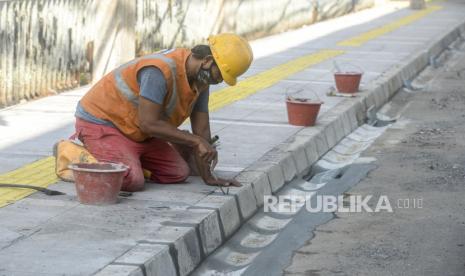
257 148 298 182
94 265 144 276
353 98 367 125
460 24 465 35
144 226 200 276
276 137 312 175
113 244 176 276
322 121 338 149
333 115 346 144
304 138 319 165
291 146 310 175
194 195 241 239
364 89 376 111
402 54 428 82
327 99 358 133
341 111 352 136
428 25 461 58
314 131 330 157
267 164 286 192
161 209 223 258
380 82 391 102
298 125 322 137
296 126 330 158
331 99 359 132
235 171 272 207
347 104 359 131
189 209 223 256
227 184 258 220
278 152 298 182
245 161 286 193
172 227 200 276
373 86 385 108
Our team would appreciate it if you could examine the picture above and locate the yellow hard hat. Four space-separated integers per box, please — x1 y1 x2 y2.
208 33 253 86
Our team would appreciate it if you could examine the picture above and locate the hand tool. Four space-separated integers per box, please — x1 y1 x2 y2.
0 183 65 196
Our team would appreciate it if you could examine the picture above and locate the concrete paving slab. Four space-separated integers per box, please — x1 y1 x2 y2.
121 178 214 206
0 270 66 276
289 68 379 85
212 123 301 170
210 81 343 125
0 197 78 237
0 226 22 249
312 57 398 74
0 225 134 275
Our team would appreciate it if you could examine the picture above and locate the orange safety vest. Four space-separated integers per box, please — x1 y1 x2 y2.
80 49 200 142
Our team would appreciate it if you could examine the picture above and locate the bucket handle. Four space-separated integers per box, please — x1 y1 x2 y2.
285 87 322 103
332 60 364 74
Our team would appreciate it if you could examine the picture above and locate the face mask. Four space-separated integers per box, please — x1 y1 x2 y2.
197 64 221 85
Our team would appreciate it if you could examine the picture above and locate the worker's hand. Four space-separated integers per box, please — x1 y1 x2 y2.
194 137 217 164
204 177 242 187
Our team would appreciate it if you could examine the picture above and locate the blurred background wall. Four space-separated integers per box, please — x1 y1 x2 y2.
0 0 374 107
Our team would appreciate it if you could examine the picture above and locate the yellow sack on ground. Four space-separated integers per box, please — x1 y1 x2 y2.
53 140 97 182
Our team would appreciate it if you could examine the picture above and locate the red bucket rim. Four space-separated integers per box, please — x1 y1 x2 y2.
286 99 324 105
68 162 128 173
334 72 363 76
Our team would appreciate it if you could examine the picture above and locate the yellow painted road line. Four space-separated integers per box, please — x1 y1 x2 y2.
209 49 345 112
338 5 442 47
0 156 57 208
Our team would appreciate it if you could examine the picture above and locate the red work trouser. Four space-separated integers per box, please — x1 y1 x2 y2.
74 118 190 192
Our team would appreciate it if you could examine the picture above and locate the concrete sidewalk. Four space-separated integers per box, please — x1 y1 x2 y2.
1 1 465 275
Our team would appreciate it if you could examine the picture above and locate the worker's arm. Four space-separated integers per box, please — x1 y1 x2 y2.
136 66 215 163
190 92 241 187
138 98 216 163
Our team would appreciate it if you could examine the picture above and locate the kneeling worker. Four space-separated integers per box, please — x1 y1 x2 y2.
73 33 253 192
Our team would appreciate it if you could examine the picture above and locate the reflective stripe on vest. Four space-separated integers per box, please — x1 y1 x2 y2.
113 52 178 117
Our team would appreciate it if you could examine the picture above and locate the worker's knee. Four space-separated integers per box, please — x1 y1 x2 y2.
121 169 145 192
173 163 190 183
153 162 190 184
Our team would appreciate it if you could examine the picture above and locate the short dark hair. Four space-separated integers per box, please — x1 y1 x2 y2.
191 45 212 59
